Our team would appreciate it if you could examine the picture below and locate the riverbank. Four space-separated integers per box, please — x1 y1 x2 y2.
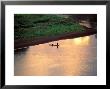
14 26 96 49
14 14 84 40
14 14 97 49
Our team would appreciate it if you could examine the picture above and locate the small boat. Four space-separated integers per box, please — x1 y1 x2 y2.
49 43 59 48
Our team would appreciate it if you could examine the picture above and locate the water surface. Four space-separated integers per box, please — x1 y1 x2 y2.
14 34 97 76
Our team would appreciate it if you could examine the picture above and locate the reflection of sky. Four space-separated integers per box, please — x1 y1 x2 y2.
14 35 97 76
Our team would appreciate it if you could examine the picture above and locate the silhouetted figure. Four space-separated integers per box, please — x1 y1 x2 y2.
56 43 59 48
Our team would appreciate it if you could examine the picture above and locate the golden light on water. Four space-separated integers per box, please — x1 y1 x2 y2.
73 36 90 45
14 35 97 76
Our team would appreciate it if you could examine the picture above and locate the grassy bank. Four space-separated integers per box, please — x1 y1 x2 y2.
14 14 85 40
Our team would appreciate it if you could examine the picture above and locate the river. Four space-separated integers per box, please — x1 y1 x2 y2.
14 34 97 76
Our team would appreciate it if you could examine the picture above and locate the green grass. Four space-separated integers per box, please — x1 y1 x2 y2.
14 14 85 40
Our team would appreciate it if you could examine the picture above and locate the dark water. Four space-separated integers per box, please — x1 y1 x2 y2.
14 34 97 76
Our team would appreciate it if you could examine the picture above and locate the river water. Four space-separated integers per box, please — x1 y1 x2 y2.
14 34 97 76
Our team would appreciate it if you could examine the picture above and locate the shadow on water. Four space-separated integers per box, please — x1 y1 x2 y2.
95 34 97 38
14 47 29 54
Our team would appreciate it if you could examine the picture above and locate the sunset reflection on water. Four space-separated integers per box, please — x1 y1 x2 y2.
14 35 97 76
73 36 90 45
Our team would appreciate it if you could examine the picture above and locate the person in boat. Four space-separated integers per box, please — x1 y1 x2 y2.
49 43 59 47
49 44 54 46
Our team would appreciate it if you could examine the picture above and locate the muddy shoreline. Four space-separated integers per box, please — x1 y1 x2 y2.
14 27 96 49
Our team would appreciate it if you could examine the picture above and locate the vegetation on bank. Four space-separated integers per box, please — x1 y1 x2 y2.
14 14 85 40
